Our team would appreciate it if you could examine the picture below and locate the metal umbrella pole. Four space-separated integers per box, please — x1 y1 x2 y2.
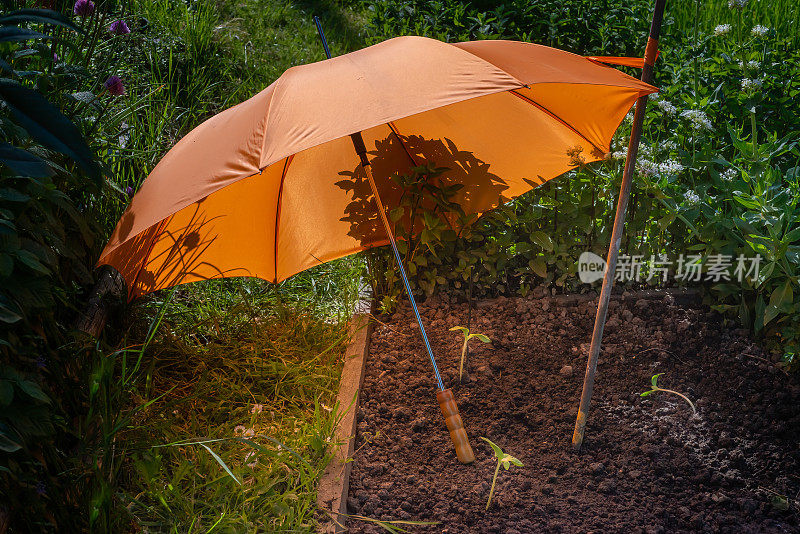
571 0 667 451
315 17 475 464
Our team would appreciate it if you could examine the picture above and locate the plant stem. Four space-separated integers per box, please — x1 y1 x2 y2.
459 338 467 382
656 387 697 414
486 461 501 510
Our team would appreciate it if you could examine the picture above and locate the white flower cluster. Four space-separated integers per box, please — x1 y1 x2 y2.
636 158 684 178
721 168 738 181
681 109 713 130
741 78 763 91
684 190 701 204
714 24 732 36
747 60 760 69
638 160 658 177
751 25 769 36
663 140 678 152
658 160 685 176
728 0 747 8
656 99 677 115
612 150 628 160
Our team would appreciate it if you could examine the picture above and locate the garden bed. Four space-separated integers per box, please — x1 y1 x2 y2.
345 290 800 533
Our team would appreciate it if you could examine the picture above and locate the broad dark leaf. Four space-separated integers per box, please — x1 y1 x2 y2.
0 79 101 181
0 9 80 32
0 26 49 43
0 143 53 177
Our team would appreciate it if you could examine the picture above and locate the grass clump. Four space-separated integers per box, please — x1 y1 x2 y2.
115 267 363 531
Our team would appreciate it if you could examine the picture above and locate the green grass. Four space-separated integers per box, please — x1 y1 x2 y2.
111 260 364 532
670 0 800 43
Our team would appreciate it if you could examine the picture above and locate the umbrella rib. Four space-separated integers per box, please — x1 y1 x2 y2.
509 89 606 156
387 121 420 167
273 155 294 283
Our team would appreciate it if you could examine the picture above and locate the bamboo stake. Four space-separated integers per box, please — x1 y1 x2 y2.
571 0 667 451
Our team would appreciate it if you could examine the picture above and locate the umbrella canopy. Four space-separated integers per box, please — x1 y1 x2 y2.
99 36 656 299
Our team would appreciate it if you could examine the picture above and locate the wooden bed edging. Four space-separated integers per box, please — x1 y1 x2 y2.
316 307 373 533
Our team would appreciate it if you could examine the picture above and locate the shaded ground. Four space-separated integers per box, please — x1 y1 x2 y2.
345 290 800 533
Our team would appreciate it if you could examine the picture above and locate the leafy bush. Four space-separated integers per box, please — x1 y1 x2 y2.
0 7 107 531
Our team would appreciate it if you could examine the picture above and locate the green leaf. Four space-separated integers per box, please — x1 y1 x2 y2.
14 249 50 275
199 442 241 485
640 390 654 397
0 9 80 32
0 143 53 177
764 280 793 325
530 256 547 278
650 373 662 388
0 27 49 43
0 380 13 406
0 304 21 323
530 231 554 252
0 79 101 181
14 378 50 404
0 188 30 202
0 433 21 453
480 436 503 459
470 333 490 343
389 207 404 223
449 326 469 336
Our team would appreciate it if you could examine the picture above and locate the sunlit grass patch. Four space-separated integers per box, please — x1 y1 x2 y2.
116 260 363 531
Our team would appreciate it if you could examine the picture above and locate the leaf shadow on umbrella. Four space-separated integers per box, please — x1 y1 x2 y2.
334 133 512 247
111 199 254 297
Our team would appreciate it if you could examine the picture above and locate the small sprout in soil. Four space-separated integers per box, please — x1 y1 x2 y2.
449 326 490 383
640 373 697 415
480 437 523 511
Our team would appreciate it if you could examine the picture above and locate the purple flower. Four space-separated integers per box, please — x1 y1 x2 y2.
103 75 125 96
73 0 95 17
109 20 130 35
124 186 134 197
53 52 59 63
35 356 47 370
35 481 47 497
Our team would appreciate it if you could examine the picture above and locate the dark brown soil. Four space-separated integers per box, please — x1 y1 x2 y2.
345 290 800 533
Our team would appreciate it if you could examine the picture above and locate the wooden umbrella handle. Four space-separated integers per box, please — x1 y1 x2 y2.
437 388 475 464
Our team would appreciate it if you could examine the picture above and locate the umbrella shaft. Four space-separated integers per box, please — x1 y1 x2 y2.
361 161 446 392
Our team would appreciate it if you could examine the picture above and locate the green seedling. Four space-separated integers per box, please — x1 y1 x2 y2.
640 373 697 415
450 326 490 383
480 437 523 511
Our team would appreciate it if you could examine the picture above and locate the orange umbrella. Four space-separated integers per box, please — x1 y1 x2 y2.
98 34 657 462
99 38 655 297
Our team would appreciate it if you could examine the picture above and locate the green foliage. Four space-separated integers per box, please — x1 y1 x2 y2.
0 6 108 531
116 277 360 531
365 0 654 56
480 437 523 511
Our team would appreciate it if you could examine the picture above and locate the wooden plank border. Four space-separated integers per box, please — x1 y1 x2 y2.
316 307 373 533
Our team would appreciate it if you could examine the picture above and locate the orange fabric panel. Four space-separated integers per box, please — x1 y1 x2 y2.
113 164 283 299
274 124 412 281
520 82 647 152
101 86 276 261
452 40 655 92
585 53 660 68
